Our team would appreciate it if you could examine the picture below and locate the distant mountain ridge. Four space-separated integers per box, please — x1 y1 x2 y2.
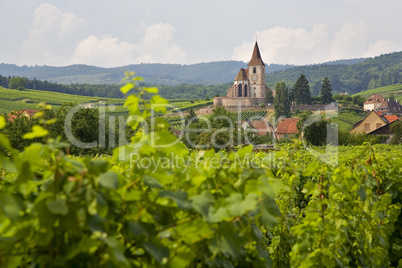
0 57 367 86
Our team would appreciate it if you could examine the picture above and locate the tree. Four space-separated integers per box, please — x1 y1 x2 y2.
292 74 311 104
320 77 333 104
390 121 402 144
274 82 291 119
185 108 198 124
296 110 313 133
302 114 336 146
9 77 27 90
266 88 274 104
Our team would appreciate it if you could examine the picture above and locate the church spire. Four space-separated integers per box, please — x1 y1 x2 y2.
248 41 264 66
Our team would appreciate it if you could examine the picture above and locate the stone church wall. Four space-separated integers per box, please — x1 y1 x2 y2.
213 97 266 107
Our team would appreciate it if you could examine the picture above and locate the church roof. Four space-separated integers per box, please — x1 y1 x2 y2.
234 68 248 81
248 41 265 66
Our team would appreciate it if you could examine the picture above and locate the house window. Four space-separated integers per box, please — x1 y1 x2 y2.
376 123 382 129
244 85 247 97
253 67 256 74
238 84 242 97
364 123 370 131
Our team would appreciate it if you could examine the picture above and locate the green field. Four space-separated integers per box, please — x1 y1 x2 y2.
0 86 124 114
353 83 402 101
330 109 365 132
0 86 214 116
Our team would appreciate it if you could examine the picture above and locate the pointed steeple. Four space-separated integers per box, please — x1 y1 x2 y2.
248 41 264 66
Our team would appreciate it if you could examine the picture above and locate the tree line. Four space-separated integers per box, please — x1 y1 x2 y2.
267 51 402 95
271 74 334 119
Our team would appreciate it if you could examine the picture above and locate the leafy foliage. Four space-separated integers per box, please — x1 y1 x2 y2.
390 120 402 144
0 72 401 268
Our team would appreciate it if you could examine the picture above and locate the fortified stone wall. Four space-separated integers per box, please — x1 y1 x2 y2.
213 97 266 107
198 105 272 115
291 103 338 112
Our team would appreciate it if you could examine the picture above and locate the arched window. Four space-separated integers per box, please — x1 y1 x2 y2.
244 85 248 97
253 67 256 74
238 84 242 97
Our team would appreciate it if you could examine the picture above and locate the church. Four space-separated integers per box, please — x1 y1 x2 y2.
213 41 270 107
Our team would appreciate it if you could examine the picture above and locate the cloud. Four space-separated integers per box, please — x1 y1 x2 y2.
70 22 186 66
21 3 86 65
329 22 367 60
232 23 400 65
20 4 186 67
135 23 186 64
232 24 330 65
71 35 136 67
363 39 400 57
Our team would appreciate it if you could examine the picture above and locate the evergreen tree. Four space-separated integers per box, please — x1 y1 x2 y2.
185 108 198 124
266 88 274 104
320 77 333 104
274 82 291 119
292 74 311 104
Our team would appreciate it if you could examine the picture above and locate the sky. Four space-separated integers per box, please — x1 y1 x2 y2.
0 0 401 67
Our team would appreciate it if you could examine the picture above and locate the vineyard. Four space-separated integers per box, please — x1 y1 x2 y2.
0 76 401 267
0 86 213 118
231 110 268 121
167 110 268 131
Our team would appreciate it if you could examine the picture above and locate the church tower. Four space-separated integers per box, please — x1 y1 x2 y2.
247 41 266 98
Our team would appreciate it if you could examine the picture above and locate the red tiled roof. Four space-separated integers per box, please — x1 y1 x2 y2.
276 118 300 134
364 94 385 104
248 120 274 135
384 115 399 123
248 41 265 66
24 109 38 117
7 109 38 122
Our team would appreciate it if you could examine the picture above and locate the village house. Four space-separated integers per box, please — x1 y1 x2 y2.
363 94 402 114
8 109 38 122
239 119 275 137
350 110 399 135
275 118 300 140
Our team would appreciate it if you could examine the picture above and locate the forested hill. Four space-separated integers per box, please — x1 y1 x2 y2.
268 51 402 95
0 52 399 96
0 57 366 86
0 61 294 86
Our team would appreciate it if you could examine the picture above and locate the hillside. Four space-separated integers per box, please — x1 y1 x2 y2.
268 52 402 95
353 84 402 101
0 57 367 86
0 52 399 98
0 86 215 115
0 86 125 115
0 62 294 86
